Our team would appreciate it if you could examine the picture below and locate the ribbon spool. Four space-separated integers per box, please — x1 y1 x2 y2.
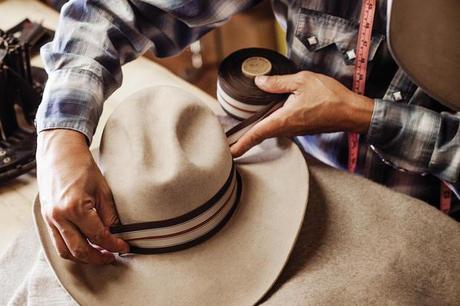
217 48 297 120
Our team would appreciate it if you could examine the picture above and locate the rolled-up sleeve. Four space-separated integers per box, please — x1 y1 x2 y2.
37 0 256 142
367 99 460 189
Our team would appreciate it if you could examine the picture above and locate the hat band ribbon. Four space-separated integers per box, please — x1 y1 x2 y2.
109 163 241 254
225 102 284 146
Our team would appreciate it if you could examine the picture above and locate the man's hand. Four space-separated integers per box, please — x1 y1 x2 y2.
36 130 129 264
230 71 374 157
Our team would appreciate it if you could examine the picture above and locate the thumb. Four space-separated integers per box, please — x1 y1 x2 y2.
255 74 299 94
230 110 284 157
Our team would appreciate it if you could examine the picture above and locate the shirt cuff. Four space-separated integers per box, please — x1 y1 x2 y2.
428 112 460 183
35 68 105 143
366 99 385 143
366 99 441 176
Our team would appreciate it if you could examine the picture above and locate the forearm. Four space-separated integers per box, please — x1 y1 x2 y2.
37 129 88 158
342 93 374 134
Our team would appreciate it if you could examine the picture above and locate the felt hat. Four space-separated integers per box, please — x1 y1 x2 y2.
388 0 460 110
33 86 309 305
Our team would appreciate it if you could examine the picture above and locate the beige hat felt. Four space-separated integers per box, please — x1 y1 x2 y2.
388 0 460 110
33 86 309 306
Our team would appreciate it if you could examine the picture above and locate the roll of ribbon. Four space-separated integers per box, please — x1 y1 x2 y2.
217 48 297 120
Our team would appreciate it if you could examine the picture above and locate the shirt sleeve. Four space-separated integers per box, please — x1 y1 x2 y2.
367 99 460 188
37 0 256 142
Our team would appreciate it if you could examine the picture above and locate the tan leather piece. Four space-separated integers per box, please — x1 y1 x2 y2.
262 156 460 305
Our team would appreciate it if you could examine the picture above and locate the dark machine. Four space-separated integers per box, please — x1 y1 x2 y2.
0 19 52 183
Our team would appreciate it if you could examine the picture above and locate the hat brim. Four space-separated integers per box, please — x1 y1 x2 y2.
33 137 308 306
388 0 460 110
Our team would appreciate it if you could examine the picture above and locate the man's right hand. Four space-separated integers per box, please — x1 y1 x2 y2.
36 129 130 264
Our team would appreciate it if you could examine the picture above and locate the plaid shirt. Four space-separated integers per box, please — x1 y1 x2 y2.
38 0 460 219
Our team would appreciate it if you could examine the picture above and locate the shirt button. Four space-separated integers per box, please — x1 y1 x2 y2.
345 49 356 61
392 91 403 102
306 35 318 46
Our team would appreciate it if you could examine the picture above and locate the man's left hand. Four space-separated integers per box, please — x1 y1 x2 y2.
230 71 374 157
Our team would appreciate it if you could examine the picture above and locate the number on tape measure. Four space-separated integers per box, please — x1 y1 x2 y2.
348 0 376 173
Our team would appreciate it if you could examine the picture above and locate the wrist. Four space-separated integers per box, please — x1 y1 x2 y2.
342 93 374 133
37 129 89 158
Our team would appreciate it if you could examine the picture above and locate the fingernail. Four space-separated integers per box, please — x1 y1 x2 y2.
255 75 268 85
229 146 240 158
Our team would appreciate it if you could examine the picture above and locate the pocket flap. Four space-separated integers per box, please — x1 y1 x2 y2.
295 8 383 62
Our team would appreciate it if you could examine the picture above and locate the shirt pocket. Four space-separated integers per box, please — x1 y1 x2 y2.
291 8 384 87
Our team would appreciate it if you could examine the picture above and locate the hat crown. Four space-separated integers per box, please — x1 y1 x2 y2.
99 87 232 225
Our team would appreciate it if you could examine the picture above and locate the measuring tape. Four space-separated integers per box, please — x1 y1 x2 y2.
440 182 452 214
350 0 452 214
348 0 376 173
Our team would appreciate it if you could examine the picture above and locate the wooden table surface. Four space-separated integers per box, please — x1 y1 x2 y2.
0 0 221 255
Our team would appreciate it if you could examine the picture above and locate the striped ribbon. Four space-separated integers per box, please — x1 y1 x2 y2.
110 164 242 254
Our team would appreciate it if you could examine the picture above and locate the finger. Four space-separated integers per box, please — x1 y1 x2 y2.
255 72 311 93
97 189 121 227
55 220 116 265
47 224 84 263
69 201 129 253
230 110 285 157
